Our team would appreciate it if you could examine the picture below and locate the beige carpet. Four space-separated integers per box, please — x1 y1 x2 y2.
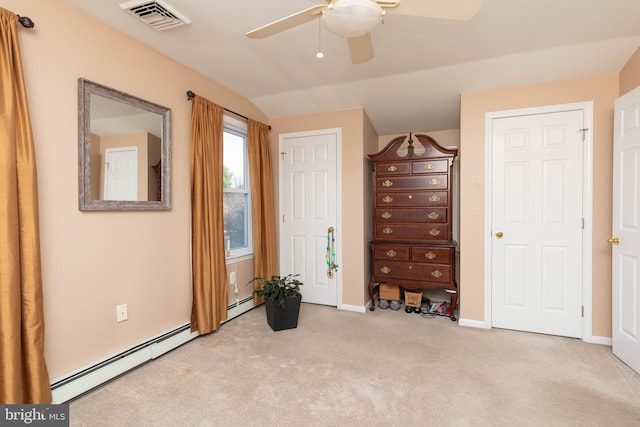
69 303 640 426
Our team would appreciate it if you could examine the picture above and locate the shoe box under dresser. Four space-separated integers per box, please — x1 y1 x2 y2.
367 134 459 320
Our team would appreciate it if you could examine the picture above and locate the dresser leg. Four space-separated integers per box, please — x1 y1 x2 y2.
368 282 378 311
449 288 458 321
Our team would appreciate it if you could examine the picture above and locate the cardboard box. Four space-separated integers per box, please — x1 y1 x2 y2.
404 290 423 308
379 284 400 301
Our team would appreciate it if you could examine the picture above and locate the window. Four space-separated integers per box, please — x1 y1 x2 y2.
223 118 251 258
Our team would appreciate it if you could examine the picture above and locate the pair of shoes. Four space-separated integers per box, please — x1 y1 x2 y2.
378 299 390 309
389 300 402 311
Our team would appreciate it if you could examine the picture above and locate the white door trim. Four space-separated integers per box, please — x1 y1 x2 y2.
278 128 343 308
483 102 594 341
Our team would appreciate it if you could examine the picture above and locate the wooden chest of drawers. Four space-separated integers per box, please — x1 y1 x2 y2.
368 134 458 320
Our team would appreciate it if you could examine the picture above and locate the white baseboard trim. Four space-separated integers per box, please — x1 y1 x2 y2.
225 298 257 321
457 319 612 346
339 303 366 313
584 335 612 346
458 318 491 329
50 324 198 404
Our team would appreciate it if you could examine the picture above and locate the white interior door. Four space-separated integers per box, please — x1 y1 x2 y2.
491 109 584 338
279 129 340 306
612 86 640 374
104 146 138 201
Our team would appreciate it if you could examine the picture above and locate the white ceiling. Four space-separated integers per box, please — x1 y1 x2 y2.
64 0 640 135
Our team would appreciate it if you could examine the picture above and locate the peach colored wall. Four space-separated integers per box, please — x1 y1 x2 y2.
8 0 267 379
226 259 255 305
460 75 618 338
362 112 378 303
619 47 640 96
269 108 376 308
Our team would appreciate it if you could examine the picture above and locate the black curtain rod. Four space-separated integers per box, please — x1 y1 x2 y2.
186 90 270 130
18 15 35 28
186 90 248 121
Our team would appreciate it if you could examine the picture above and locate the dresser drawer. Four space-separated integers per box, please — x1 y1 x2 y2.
375 224 449 241
376 162 411 176
411 159 449 174
376 175 448 191
411 247 453 264
376 208 447 223
373 260 452 283
373 244 410 261
376 191 448 207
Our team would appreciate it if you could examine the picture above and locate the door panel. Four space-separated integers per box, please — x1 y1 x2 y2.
280 130 339 306
104 147 138 201
492 110 583 338
612 87 640 374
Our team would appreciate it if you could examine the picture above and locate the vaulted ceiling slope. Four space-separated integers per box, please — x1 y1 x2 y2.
65 0 640 134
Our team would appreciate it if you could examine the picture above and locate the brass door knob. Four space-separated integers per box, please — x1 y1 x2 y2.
495 231 504 238
607 236 620 245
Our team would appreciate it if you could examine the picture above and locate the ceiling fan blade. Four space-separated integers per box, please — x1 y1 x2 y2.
347 33 374 64
385 0 484 21
246 5 326 39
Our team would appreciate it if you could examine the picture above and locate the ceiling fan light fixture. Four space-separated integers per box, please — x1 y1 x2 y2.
321 0 384 38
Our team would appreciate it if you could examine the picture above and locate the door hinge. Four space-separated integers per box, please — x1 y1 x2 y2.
581 306 584 317
280 151 286 161
582 218 585 229
579 128 589 142
282 214 285 223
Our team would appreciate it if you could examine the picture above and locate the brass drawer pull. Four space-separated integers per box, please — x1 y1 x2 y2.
425 252 436 260
425 163 433 170
381 212 392 219
428 211 439 220
383 227 393 234
429 195 440 202
382 196 393 203
408 194 413 199
380 266 391 274
382 180 393 187
429 228 440 236
429 178 440 185
387 165 398 172
386 250 397 258
431 270 443 278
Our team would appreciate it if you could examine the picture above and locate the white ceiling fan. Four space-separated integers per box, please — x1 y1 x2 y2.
246 0 484 64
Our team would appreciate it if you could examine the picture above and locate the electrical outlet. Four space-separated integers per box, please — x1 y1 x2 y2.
116 304 128 322
230 271 237 284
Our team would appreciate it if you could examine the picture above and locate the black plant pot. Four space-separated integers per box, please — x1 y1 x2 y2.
264 295 301 331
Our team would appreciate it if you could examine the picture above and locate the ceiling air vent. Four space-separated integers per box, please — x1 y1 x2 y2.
120 0 191 31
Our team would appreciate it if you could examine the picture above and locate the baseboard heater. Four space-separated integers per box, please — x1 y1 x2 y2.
50 323 198 404
225 295 256 320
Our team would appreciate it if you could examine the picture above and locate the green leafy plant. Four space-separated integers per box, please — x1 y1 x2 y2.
249 274 303 307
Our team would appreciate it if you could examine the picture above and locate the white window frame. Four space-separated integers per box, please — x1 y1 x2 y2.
223 116 252 260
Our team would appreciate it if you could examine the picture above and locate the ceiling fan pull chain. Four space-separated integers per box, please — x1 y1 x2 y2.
316 15 324 59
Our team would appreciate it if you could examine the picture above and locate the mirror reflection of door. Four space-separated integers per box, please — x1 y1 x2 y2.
103 147 138 201
90 93 162 202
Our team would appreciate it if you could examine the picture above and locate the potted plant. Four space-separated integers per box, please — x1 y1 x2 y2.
249 274 303 331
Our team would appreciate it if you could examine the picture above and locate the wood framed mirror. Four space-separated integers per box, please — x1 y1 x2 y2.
78 78 171 211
